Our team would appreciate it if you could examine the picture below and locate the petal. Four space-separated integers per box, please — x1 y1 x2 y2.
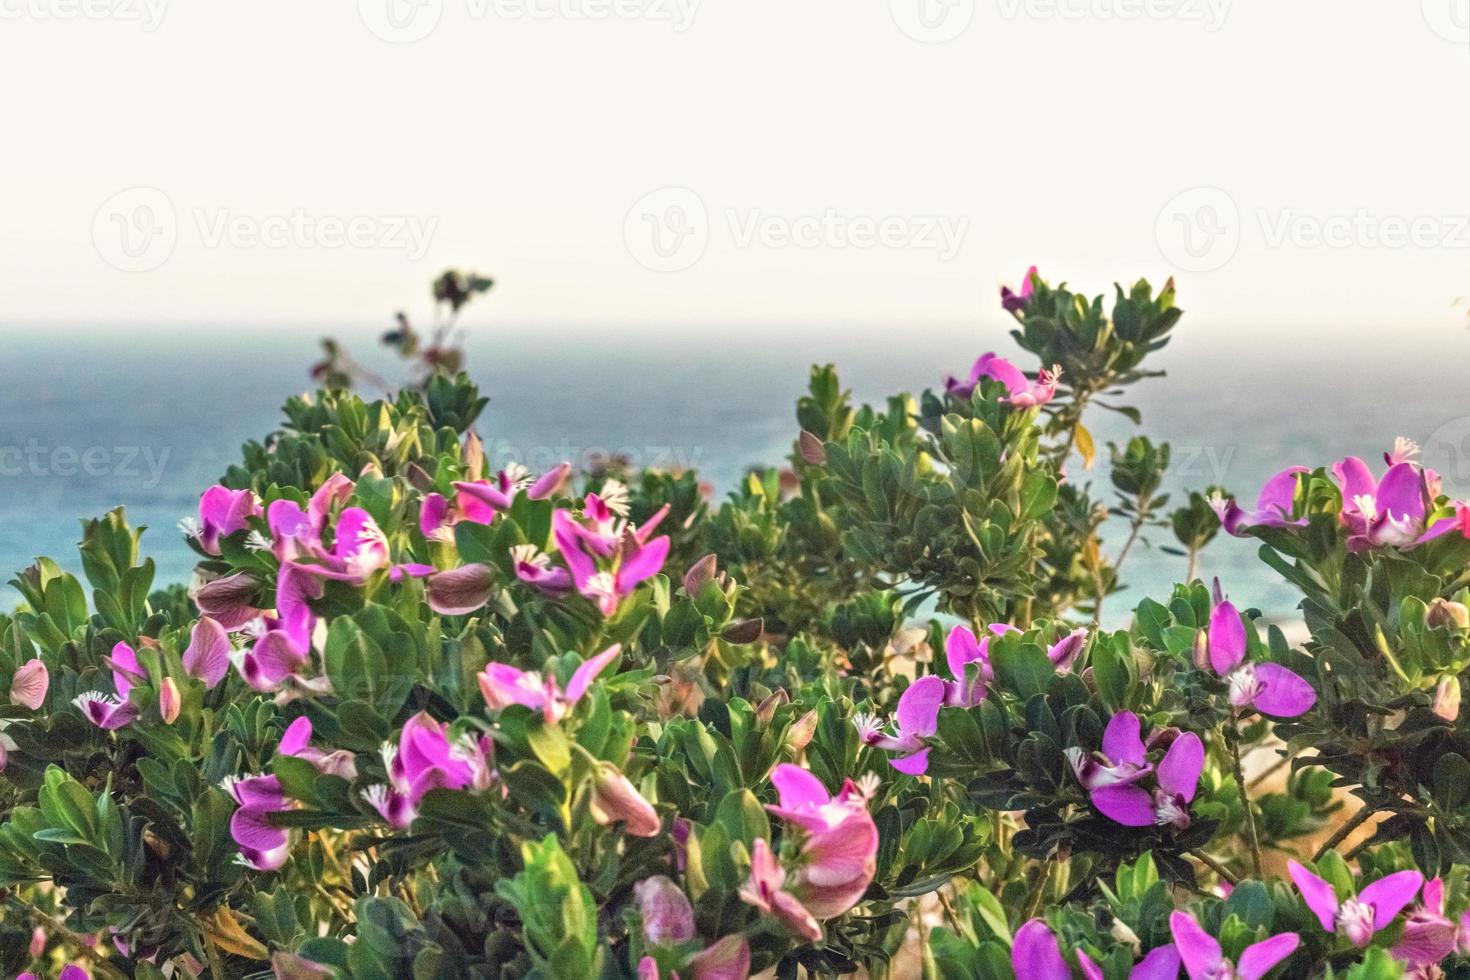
1250 663 1316 717
618 533 670 590
110 641 142 699
1078 951 1105 980
974 353 1028 395
552 510 599 587
1360 869 1424 930
419 493 450 538
230 805 289 853
1011 919 1071 980
1287 861 1340 932
183 616 233 688
1132 944 1182 980
478 664 545 711
889 747 932 775
945 625 980 681
426 564 495 616
799 814 878 891
1255 466 1308 519
1332 457 1376 502
1208 600 1247 675
528 463 573 500
1375 463 1427 524
565 643 621 704
1092 784 1157 826
279 716 313 757
1236 933 1299 980
9 658 49 710
771 763 831 813
1169 911 1222 980
1103 711 1147 768
1157 732 1204 802
895 676 946 739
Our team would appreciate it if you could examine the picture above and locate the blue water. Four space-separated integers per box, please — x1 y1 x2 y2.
2 319 1466 621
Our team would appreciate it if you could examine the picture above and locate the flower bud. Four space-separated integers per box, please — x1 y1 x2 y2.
29 925 46 958
684 554 719 596
1433 676 1461 722
589 764 661 837
723 618 764 645
1192 629 1210 670
688 934 751 980
633 875 695 945
798 430 827 466
785 709 819 754
159 678 182 724
1427 598 1470 630
528 462 573 500
755 688 789 725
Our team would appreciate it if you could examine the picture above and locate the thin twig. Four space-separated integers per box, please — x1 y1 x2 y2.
1021 859 1054 920
1226 718 1264 878
1188 849 1239 886
1315 805 1377 863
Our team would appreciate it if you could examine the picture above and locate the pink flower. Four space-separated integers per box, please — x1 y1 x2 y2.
589 763 661 837
279 717 358 780
426 563 495 616
945 352 1060 409
361 712 494 830
552 491 671 617
763 764 878 921
1000 265 1038 313
9 657 49 710
853 675 945 774
1393 877 1460 968
183 616 233 688
1332 446 1463 552
478 644 620 724
73 692 140 730
634 875 695 946
193 571 264 629
1205 588 1316 718
223 772 293 870
159 678 182 724
738 837 822 942
1289 861 1423 948
511 545 573 596
942 624 1013 706
1170 910 1298 980
191 485 261 555
1080 714 1203 830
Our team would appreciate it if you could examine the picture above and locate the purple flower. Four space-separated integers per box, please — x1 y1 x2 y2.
361 712 495 830
763 764 879 920
477 643 621 724
853 675 946 775
1288 860 1423 948
739 836 822 942
426 563 495 616
191 485 261 555
1170 910 1298 980
1065 710 1154 792
279 716 358 779
1001 265 1038 313
223 772 293 870
1393 877 1461 968
1210 466 1309 537
511 545 573 596
943 623 1014 706
1332 448 1461 551
589 763 661 837
73 691 140 730
634 875 695 946
1206 591 1316 718
945 352 1060 409
552 492 671 617
183 616 233 688
1077 713 1204 830
1014 919 1181 980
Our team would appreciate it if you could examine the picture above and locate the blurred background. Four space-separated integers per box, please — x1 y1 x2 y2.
0 1 1466 618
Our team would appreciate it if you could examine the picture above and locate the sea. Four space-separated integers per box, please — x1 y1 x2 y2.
2 318 1466 625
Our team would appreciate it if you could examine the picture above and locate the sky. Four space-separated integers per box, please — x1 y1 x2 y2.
0 0 1466 331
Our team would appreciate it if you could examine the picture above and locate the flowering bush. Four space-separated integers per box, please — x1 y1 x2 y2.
3 268 1470 979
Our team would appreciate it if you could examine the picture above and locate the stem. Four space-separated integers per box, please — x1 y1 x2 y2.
1313 805 1377 862
1188 849 1239 886
1021 859 1054 919
1184 544 1200 585
1225 718 1264 878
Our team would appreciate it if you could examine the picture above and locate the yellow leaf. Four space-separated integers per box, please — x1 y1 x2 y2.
202 907 270 960
1074 423 1096 470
